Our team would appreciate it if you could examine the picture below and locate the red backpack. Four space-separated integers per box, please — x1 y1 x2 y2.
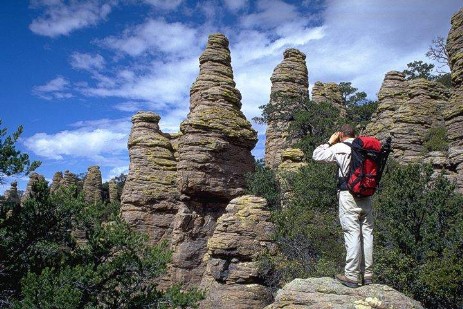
340 136 392 197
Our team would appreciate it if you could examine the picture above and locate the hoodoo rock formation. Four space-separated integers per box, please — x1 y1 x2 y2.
108 179 118 203
178 33 257 199
170 33 258 287
200 195 275 309
82 166 103 204
120 34 260 293
445 8 463 192
365 72 450 167
50 171 63 194
311 81 345 116
21 172 47 203
4 181 20 204
121 112 179 244
265 48 309 169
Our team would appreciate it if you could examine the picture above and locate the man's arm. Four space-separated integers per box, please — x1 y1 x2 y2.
312 132 340 163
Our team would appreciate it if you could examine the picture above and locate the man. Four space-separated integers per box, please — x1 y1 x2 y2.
312 124 373 288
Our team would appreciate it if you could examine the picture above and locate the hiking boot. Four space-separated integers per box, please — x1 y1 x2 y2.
335 274 358 288
363 276 373 285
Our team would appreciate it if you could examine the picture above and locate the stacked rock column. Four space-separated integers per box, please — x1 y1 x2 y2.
171 33 258 287
264 49 309 169
445 8 463 192
120 112 180 244
82 166 103 204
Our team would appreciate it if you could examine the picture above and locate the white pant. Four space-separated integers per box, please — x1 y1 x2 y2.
338 191 373 282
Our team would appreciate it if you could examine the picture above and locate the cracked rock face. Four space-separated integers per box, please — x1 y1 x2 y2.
265 277 424 309
364 71 450 165
311 81 345 116
121 112 180 244
445 8 463 192
265 48 309 169
178 33 257 200
82 166 103 204
200 195 275 309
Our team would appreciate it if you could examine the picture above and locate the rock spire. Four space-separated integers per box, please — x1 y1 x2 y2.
178 33 257 199
265 48 309 168
445 8 463 192
82 166 103 204
121 111 179 244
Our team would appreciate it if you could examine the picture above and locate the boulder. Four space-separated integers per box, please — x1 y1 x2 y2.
200 195 275 309
265 277 424 309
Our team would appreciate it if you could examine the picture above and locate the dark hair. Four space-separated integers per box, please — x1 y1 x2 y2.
340 124 356 137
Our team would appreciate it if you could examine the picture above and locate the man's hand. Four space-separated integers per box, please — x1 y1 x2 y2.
328 132 341 145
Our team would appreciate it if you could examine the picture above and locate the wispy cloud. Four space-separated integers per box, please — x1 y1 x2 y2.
223 0 248 13
70 52 106 71
29 0 116 37
33 76 73 100
143 0 183 10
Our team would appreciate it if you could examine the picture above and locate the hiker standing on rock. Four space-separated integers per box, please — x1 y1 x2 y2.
312 124 374 288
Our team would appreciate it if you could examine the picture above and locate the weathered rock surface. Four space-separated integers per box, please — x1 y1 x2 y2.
82 166 103 204
265 48 309 169
50 171 63 194
62 170 79 188
108 179 119 203
21 172 47 203
167 33 259 288
265 277 424 309
4 181 20 204
445 8 463 192
365 72 450 165
277 148 307 208
312 81 345 116
178 33 257 199
200 195 275 309
121 112 179 244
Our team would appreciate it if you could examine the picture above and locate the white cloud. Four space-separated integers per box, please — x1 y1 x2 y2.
99 19 200 58
223 0 248 13
70 52 106 71
240 0 299 29
304 0 461 98
24 118 131 161
143 0 182 10
33 76 73 100
29 0 116 37
80 56 199 106
105 165 129 182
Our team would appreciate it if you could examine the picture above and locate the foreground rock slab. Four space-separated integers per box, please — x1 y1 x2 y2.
265 277 424 309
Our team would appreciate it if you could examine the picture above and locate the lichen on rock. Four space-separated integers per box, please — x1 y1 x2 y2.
178 33 257 200
265 48 309 169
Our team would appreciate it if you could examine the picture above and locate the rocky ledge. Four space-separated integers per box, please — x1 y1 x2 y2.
265 277 424 309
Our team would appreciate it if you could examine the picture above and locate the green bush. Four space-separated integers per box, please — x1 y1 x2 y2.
245 159 281 210
0 180 203 308
374 163 463 308
423 126 449 152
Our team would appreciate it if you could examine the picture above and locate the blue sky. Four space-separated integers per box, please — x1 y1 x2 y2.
1 0 461 193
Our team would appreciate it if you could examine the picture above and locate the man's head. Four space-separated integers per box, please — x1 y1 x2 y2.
339 124 356 141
